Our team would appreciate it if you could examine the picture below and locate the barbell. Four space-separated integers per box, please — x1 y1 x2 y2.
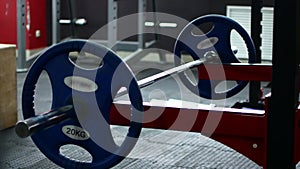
16 14 256 168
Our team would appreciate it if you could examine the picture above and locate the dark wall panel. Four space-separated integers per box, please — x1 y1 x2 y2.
155 0 211 21
60 0 108 39
151 0 211 51
47 0 274 50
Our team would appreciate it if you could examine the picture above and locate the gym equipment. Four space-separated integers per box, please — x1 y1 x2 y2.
16 14 300 169
15 39 216 168
19 39 144 168
174 14 257 99
16 43 218 137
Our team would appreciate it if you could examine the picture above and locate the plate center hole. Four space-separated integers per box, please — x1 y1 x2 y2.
69 51 103 70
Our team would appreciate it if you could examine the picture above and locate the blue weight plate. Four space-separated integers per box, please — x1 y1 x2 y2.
174 14 256 99
22 39 143 168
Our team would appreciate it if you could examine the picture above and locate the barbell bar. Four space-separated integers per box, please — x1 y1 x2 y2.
116 51 219 97
15 105 73 138
16 14 257 168
15 52 215 138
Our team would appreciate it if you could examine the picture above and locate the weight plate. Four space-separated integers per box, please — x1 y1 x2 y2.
22 39 143 168
174 14 257 99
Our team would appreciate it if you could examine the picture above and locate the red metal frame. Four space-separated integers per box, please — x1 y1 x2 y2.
110 63 300 168
197 63 273 81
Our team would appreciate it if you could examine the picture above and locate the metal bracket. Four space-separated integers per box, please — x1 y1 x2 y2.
17 0 27 72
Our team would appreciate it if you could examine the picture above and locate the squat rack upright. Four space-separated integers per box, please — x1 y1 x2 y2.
267 0 299 168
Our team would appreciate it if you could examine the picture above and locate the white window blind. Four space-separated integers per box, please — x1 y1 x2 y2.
226 5 274 61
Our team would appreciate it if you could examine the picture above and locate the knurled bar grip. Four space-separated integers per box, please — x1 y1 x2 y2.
116 57 211 97
15 105 73 138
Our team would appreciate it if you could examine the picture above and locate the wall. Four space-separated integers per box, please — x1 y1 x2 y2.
48 0 274 51
0 0 17 45
0 0 47 50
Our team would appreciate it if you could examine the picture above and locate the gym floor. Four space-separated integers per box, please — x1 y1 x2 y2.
0 55 297 169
